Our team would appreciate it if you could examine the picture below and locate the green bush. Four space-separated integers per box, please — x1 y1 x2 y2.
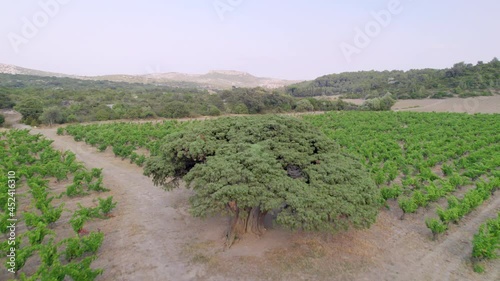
380 185 403 200
426 218 448 240
398 197 418 219
98 196 117 215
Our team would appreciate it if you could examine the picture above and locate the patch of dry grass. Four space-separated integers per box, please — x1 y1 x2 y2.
188 233 376 281
182 240 221 266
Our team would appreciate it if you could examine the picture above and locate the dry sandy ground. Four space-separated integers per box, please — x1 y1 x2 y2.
392 95 500 114
334 95 500 114
29 128 211 281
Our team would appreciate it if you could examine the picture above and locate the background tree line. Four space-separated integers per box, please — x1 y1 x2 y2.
286 58 500 99
0 74 362 126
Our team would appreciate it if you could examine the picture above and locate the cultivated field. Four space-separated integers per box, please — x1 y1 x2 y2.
1 99 499 281
338 95 500 114
392 95 500 114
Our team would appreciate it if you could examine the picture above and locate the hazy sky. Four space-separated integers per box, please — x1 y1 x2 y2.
1 0 499 80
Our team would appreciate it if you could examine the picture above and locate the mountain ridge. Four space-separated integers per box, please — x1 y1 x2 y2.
0 63 299 90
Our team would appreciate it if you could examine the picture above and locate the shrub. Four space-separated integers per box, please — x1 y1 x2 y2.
426 218 448 240
380 185 403 200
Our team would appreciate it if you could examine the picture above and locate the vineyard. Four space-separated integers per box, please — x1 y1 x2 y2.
304 111 500 271
58 111 500 272
0 130 116 280
60 121 188 166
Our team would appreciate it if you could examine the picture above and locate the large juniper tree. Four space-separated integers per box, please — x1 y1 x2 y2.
144 116 381 247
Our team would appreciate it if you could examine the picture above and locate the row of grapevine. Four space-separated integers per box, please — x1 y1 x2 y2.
60 121 188 166
471 212 500 272
303 112 499 211
0 130 117 280
426 178 499 240
397 174 471 218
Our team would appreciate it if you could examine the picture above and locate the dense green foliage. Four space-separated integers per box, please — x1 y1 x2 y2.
0 114 4 127
0 91 15 109
62 121 188 165
361 93 396 111
0 73 220 123
287 58 500 99
0 130 115 280
143 116 381 246
1 74 363 125
304 111 499 232
304 112 499 189
14 98 44 125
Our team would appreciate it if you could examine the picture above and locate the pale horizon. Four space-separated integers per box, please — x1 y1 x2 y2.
1 0 499 80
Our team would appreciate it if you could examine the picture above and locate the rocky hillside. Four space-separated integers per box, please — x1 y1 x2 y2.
0 64 299 90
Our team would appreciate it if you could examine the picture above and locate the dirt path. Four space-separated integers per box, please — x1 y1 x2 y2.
400 195 500 281
360 196 500 281
1 109 32 129
31 128 209 281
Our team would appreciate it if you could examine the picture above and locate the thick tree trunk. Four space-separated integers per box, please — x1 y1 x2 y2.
246 207 267 236
225 203 266 249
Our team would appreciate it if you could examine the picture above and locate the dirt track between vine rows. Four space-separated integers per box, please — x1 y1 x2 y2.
31 127 213 281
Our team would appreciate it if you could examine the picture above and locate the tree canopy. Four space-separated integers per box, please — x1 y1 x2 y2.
0 91 15 109
40 106 64 126
144 116 381 247
15 97 44 125
362 93 396 111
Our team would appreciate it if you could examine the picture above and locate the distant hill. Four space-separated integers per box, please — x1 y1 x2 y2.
286 58 500 99
0 63 77 78
97 70 301 89
0 64 299 90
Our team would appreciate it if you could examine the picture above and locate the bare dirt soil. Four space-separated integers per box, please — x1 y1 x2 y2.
392 95 500 114
327 95 500 114
30 128 211 281
1 109 32 129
